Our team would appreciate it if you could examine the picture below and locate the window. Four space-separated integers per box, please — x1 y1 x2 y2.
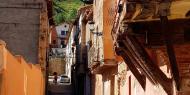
61 30 66 36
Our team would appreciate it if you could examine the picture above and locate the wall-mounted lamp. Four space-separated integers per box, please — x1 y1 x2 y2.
88 21 95 32
88 21 102 36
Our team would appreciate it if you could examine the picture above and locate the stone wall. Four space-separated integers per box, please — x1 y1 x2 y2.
49 57 66 75
0 0 45 64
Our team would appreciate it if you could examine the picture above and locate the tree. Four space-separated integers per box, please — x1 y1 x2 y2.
53 0 83 25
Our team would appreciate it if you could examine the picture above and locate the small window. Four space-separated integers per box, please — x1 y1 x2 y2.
61 30 66 35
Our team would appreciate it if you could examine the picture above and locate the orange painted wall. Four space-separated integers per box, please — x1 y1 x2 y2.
0 44 44 95
103 0 117 60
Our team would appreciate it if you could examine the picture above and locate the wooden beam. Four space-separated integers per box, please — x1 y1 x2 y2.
160 16 180 91
116 47 146 89
120 38 157 84
126 35 173 94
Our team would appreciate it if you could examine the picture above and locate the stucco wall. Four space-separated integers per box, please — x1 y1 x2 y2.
0 0 45 64
93 0 104 61
94 74 103 95
0 44 44 95
65 28 75 78
102 0 117 60
55 23 69 38
117 45 190 95
117 62 169 95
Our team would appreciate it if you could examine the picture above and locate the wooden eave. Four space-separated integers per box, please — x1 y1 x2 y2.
123 17 190 24
112 0 190 94
123 0 190 24
121 17 190 46
116 33 173 94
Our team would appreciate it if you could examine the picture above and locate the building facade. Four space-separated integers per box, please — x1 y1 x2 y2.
65 27 75 78
50 26 58 48
56 22 70 48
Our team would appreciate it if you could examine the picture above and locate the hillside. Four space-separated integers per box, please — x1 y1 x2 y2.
53 0 83 25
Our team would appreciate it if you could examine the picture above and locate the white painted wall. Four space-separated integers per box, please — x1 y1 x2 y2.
65 27 75 78
56 23 69 38
93 0 104 62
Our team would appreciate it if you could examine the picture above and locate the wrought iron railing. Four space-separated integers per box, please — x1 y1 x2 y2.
88 45 97 68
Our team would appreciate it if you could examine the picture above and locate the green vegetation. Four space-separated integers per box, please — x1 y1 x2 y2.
53 0 83 25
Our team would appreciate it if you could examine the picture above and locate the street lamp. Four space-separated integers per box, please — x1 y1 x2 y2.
88 21 95 32
88 21 103 36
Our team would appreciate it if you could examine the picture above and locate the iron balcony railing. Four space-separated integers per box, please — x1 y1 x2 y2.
88 45 98 68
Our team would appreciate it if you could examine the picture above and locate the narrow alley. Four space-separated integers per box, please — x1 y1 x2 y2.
0 0 190 95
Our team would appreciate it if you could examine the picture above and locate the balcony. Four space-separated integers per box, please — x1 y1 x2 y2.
88 45 98 68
